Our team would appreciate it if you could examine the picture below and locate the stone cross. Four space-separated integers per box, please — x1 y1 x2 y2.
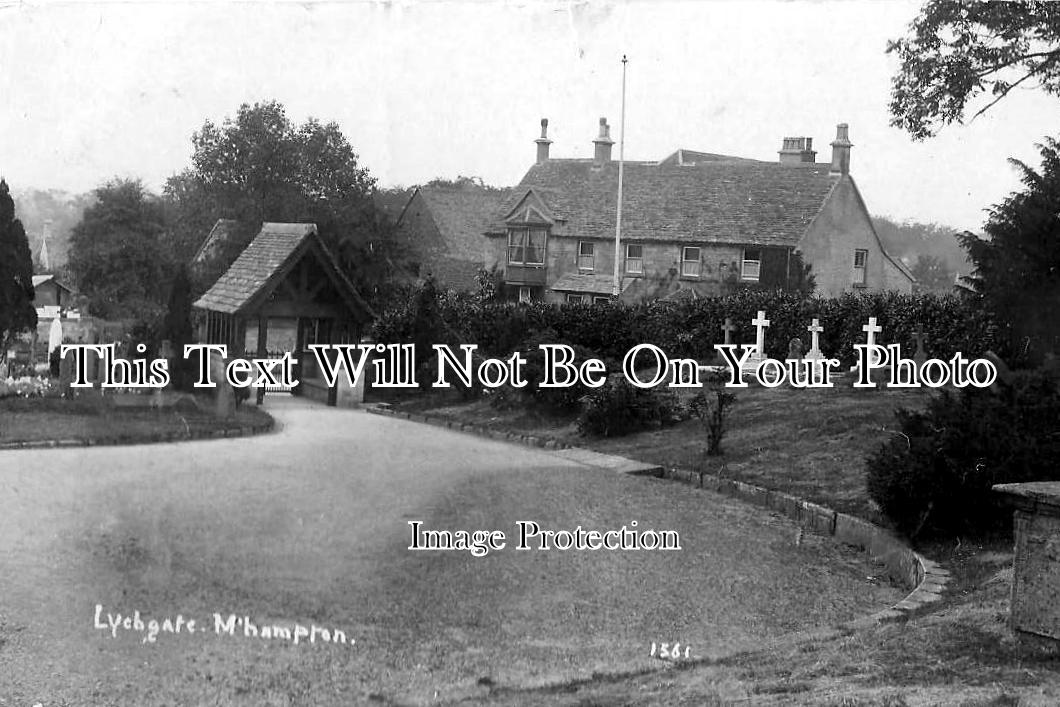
787 337 803 361
750 310 770 361
855 316 884 371
805 318 825 360
911 330 928 365
863 317 882 348
721 317 736 345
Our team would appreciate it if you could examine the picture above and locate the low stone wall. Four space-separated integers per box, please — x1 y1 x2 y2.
665 467 949 625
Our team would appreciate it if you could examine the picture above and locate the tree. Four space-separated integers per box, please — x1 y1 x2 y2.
163 264 195 389
68 178 169 320
889 1 1060 139
910 254 953 293
0 179 37 355
959 137 1060 363
172 100 407 306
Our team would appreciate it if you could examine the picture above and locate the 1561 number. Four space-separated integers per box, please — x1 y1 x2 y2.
650 641 691 660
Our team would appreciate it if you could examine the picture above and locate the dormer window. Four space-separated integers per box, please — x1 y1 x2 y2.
508 227 547 266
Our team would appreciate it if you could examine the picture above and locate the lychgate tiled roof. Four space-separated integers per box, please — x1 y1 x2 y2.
492 158 839 247
194 222 369 317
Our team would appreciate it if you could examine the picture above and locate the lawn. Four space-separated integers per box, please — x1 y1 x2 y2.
391 375 937 522
0 392 273 445
393 377 1060 704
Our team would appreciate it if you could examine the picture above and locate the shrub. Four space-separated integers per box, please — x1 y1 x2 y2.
866 369 1060 538
577 377 683 437
487 329 600 413
688 383 737 456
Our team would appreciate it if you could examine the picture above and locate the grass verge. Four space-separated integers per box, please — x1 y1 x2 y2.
0 392 272 445
392 381 1060 703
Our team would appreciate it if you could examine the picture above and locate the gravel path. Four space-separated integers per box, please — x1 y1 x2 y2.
0 397 899 705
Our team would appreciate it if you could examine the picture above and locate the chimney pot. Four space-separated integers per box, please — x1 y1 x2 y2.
778 135 817 164
593 117 614 164
830 123 853 175
535 117 553 164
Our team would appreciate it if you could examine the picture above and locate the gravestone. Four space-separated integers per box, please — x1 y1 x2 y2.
805 318 825 361
911 330 928 366
748 310 770 365
787 337 803 361
712 317 738 364
0 360 7 381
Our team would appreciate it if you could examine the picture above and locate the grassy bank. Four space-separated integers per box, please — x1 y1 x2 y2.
0 393 272 445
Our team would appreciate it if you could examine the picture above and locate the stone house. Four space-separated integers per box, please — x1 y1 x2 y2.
31 274 75 319
483 118 914 303
394 181 509 292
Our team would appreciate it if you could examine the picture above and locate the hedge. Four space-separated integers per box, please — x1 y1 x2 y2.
372 287 1002 366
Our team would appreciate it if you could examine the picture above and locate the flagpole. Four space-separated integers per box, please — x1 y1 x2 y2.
612 54 628 298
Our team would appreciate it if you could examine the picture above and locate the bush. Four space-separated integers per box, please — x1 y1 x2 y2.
866 369 1060 538
577 377 683 437
688 381 737 455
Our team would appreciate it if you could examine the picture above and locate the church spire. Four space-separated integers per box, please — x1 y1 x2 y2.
37 220 51 272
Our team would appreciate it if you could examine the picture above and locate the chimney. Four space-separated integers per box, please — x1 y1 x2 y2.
535 118 552 164
593 117 614 164
830 123 852 175
778 137 816 164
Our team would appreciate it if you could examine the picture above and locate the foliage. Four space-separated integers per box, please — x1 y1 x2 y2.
511 329 600 412
958 138 1060 364
688 379 737 456
8 186 92 274
164 264 195 390
0 179 37 354
577 377 683 438
173 100 407 306
872 216 966 273
68 178 169 320
373 284 1002 368
909 254 954 294
888 1 1060 139
866 369 1060 539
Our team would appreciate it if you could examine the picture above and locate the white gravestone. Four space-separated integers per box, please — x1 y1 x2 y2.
805 318 825 361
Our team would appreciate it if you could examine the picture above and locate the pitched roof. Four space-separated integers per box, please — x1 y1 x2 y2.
32 274 75 292
401 184 510 262
493 158 839 247
657 149 760 166
194 222 370 318
191 218 241 265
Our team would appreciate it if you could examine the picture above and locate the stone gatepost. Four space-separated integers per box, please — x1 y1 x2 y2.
209 351 235 419
993 482 1060 642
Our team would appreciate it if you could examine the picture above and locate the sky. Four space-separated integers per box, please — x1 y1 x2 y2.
1 0 1058 230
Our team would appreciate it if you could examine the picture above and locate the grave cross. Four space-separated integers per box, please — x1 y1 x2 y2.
751 310 770 360
856 316 884 371
805 318 824 360
721 317 737 345
862 317 882 348
911 330 928 364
